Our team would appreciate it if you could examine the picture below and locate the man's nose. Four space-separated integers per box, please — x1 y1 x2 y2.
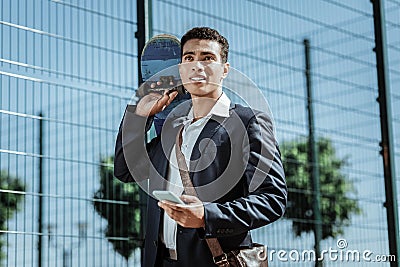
191 61 205 71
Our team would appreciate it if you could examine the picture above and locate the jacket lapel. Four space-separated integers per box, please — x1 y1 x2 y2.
189 104 236 174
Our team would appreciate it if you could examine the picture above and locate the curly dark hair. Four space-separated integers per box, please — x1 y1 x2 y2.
181 27 229 63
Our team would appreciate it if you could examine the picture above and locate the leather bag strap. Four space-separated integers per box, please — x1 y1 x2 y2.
175 126 230 266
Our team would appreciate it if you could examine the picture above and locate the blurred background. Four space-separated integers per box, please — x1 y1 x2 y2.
1 0 399 266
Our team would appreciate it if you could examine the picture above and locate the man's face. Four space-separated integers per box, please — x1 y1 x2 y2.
179 39 229 99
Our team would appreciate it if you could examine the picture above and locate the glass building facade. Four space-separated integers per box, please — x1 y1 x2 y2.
1 0 399 266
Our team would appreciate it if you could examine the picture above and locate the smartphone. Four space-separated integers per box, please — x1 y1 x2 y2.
152 190 185 205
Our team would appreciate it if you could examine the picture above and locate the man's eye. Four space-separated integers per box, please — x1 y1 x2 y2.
183 56 193 61
204 56 215 61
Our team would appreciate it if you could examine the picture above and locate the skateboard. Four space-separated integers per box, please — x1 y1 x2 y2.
138 34 190 135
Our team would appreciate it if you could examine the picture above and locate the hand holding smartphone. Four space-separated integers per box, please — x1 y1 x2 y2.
152 190 186 205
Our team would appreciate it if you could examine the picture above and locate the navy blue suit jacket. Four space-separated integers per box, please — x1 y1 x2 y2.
114 101 287 267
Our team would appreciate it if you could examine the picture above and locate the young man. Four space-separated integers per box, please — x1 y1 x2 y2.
114 27 287 267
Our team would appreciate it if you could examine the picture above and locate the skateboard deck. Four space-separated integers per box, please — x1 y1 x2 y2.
138 34 190 135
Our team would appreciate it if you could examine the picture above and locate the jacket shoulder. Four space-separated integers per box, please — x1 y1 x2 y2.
231 104 258 126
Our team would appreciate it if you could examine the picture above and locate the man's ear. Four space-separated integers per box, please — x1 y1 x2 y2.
222 62 230 79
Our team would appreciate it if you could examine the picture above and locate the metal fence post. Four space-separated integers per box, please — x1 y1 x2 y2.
304 39 323 267
136 0 152 266
38 112 44 267
371 0 399 266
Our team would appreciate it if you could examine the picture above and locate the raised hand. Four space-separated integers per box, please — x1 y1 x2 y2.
135 89 179 117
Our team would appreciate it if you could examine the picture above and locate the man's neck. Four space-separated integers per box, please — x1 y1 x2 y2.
191 91 222 119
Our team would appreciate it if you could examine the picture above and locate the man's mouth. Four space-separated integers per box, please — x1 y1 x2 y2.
190 76 206 82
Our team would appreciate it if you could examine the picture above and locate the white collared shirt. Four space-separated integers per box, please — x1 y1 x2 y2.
161 92 231 258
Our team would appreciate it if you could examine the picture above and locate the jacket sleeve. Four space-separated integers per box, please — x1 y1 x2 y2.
114 105 157 183
202 112 287 238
